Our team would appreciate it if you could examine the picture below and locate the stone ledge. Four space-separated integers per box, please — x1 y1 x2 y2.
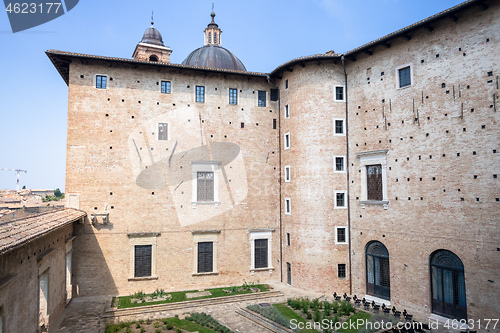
236 307 294 333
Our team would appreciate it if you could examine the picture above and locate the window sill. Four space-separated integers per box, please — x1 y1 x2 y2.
335 242 349 245
360 201 389 210
397 85 412 91
191 201 221 209
192 272 219 276
128 276 158 281
250 267 274 275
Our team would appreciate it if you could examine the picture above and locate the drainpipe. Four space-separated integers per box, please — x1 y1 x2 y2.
342 55 352 295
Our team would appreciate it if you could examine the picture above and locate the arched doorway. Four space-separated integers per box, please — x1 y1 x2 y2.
366 241 390 300
430 250 467 320
149 55 159 62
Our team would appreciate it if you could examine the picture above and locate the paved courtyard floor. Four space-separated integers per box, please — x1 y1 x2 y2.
50 283 468 333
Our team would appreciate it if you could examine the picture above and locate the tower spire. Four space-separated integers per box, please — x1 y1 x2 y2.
204 7 222 46
151 11 154 27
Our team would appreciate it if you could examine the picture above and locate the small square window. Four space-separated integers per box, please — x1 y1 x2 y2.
96 75 107 89
398 66 411 88
158 123 168 140
286 232 291 246
284 165 291 182
285 105 290 118
335 226 348 244
161 81 171 94
229 88 238 105
334 191 346 208
335 86 345 101
334 119 345 135
338 264 346 278
258 90 266 107
285 198 291 214
334 156 345 172
196 86 205 103
284 133 290 149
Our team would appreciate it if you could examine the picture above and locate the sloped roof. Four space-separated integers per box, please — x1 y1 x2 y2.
0 208 86 256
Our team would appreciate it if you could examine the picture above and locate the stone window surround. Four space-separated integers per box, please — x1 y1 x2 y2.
396 63 413 89
357 149 389 209
334 155 346 173
333 118 346 136
284 165 291 182
284 197 291 215
249 229 274 274
191 230 220 276
334 85 346 102
335 226 348 245
284 132 290 149
128 232 159 281
191 161 221 208
334 190 347 209
285 104 290 118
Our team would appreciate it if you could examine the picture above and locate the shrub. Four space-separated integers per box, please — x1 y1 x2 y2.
155 330 161 333
176 328 182 333
314 309 321 322
332 301 339 313
154 322 159 328
135 323 141 328
306 311 312 319
324 301 331 316
140 328 146 333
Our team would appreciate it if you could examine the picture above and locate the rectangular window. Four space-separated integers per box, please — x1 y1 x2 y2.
287 262 291 285
229 88 238 105
258 90 266 107
273 119 277 129
197 241 213 273
286 232 291 246
334 156 345 172
338 264 346 278
367 165 383 201
161 81 171 94
285 79 289 89
134 245 152 277
254 239 268 269
284 165 291 182
197 172 214 201
158 123 168 140
335 86 344 101
335 227 347 244
96 75 107 89
334 191 346 209
334 119 345 135
284 133 290 149
196 85 205 103
398 66 411 88
285 197 291 214
285 105 290 118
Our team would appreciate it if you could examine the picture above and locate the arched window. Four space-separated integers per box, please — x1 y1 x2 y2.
366 241 390 300
430 250 466 320
149 55 158 62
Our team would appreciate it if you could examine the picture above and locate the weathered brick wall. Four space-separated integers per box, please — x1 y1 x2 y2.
67 62 281 296
346 2 499 321
0 224 73 332
277 64 350 293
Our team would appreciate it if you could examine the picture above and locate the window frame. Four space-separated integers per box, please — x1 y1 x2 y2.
195 85 205 103
258 90 266 107
334 85 345 102
285 79 289 89
95 74 107 89
191 161 220 207
192 231 220 275
158 123 168 141
357 149 389 208
249 230 274 272
334 155 346 173
338 263 347 278
161 80 171 94
396 64 413 89
334 190 347 209
128 233 158 280
284 132 290 150
284 165 291 182
229 88 238 105
285 197 291 215
286 232 291 246
335 226 348 244
333 118 346 136
285 105 290 118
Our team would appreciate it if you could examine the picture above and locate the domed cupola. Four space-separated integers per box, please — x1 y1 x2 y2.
132 18 172 63
182 11 246 71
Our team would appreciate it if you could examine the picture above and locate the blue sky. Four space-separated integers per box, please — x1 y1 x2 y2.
0 0 464 191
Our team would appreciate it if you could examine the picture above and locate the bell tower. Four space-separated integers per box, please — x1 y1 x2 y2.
132 18 172 63
204 11 222 46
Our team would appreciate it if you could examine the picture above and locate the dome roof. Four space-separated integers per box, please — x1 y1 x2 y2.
182 45 246 71
140 24 165 47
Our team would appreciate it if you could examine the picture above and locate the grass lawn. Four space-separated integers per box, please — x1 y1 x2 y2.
272 303 320 333
337 311 371 333
115 284 270 309
164 317 219 333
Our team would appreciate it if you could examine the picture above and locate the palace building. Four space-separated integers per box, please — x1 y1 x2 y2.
43 0 499 328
